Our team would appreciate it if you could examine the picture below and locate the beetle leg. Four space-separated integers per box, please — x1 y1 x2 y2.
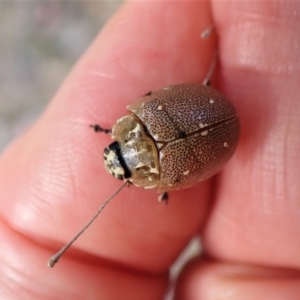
90 124 112 134
158 192 169 204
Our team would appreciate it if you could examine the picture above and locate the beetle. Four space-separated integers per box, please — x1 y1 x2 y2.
91 83 239 203
48 27 240 268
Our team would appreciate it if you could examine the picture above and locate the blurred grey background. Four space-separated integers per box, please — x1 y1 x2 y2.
0 1 122 152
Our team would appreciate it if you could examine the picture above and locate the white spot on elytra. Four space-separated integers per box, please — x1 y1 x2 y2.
157 105 163 110
201 130 208 136
199 122 208 128
223 142 229 148
209 98 214 104
183 170 190 176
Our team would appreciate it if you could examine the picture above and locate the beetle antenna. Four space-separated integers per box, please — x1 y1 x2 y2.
202 50 218 86
48 180 129 268
201 25 217 86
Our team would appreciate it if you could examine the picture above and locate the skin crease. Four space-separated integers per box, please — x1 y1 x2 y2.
0 0 299 299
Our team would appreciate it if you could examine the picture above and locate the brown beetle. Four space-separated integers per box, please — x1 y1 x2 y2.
103 84 239 197
48 27 240 268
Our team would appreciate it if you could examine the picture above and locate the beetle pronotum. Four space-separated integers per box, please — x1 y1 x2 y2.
48 26 240 268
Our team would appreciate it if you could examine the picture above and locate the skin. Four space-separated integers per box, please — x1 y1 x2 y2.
0 0 300 299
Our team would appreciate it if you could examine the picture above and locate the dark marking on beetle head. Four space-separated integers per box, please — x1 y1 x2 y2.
103 141 131 180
